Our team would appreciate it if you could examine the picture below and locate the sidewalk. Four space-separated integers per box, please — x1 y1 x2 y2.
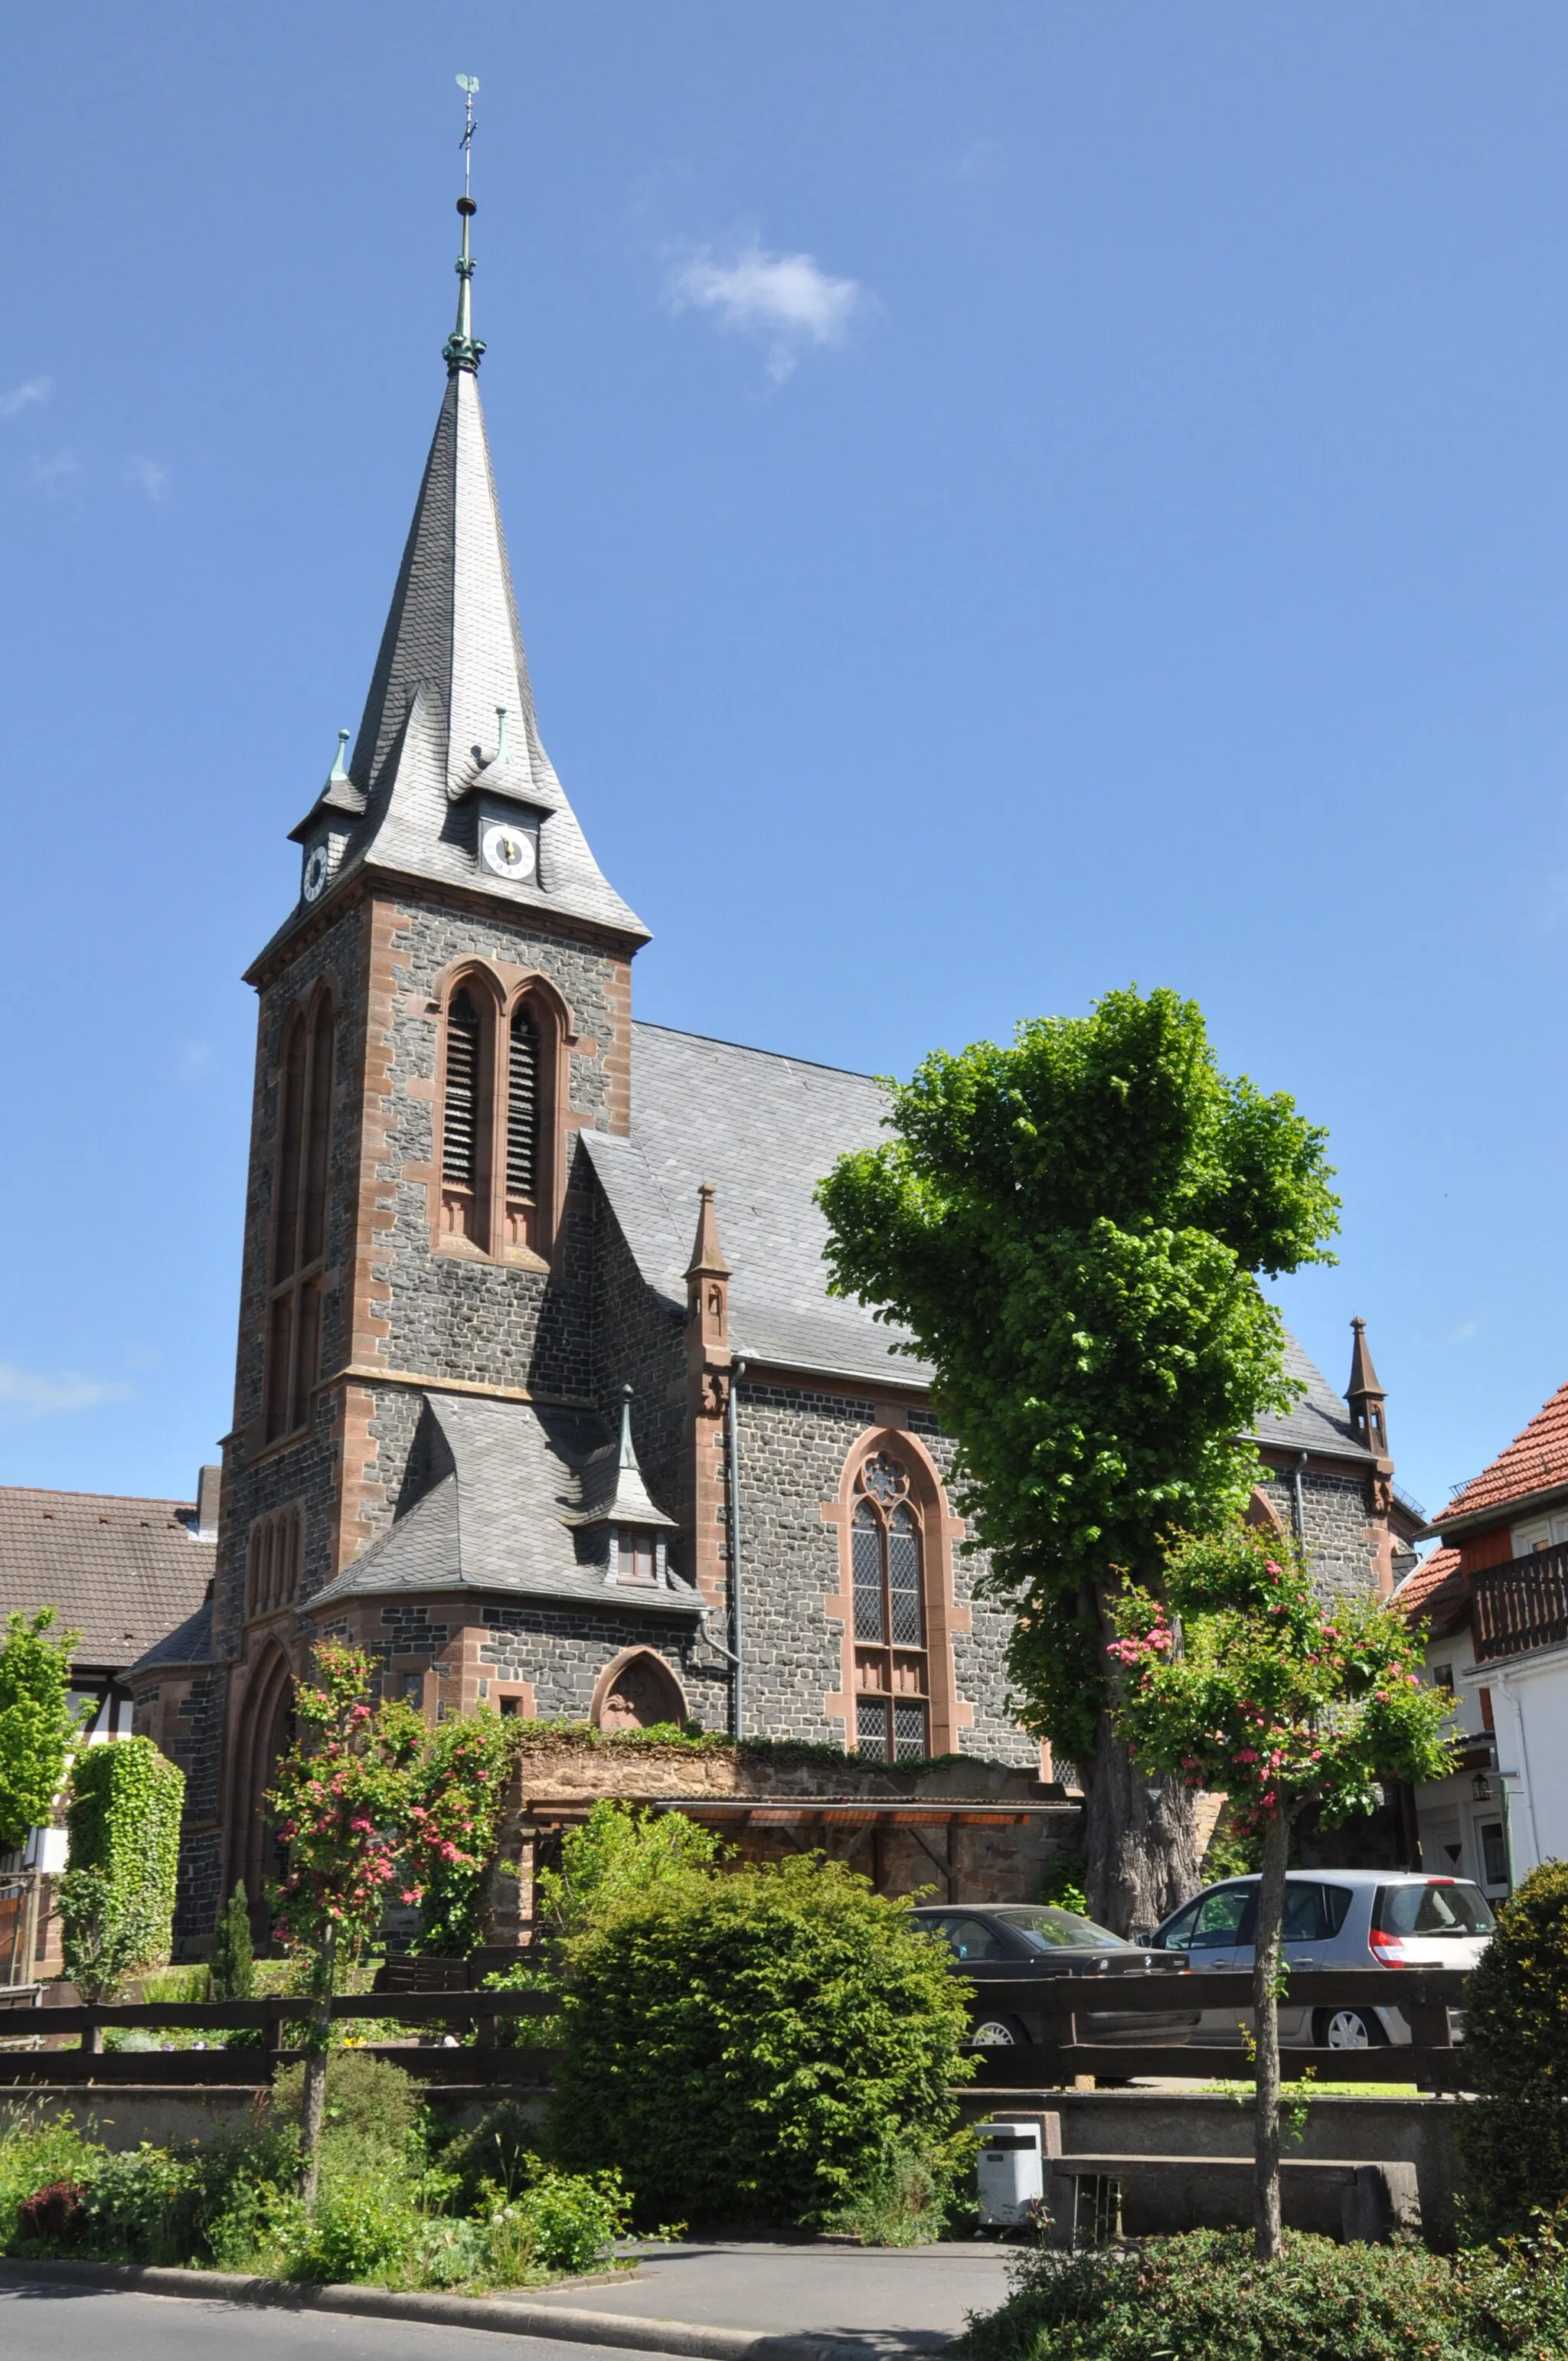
527 2240 1016 2353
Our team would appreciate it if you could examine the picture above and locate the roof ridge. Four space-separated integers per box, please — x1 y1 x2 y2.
0 1484 198 1512
631 1017 881 1084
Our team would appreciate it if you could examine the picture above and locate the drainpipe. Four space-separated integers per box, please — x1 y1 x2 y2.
1292 1451 1308 1547
725 1359 747 1739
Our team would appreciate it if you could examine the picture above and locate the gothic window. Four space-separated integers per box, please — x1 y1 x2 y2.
593 1650 685 1731
437 973 559 1262
264 994 335 1442
851 1453 929 1760
246 1506 305 1618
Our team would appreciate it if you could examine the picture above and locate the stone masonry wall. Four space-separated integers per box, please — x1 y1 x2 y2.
1256 1462 1381 1598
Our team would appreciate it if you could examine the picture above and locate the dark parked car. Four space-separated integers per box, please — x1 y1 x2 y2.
910 1902 1198 2047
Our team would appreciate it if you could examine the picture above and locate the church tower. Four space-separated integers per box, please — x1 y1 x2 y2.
198 197 701 1929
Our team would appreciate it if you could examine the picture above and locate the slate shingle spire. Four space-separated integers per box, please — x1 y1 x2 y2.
285 198 647 944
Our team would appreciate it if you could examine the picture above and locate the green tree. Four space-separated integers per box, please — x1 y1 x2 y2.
1109 1523 1454 2260
1455 1859 1568 2230
266 1644 422 2199
816 985 1338 1929
535 1797 727 1935
57 1737 185 2000
210 1879 255 2001
0 1608 86 1853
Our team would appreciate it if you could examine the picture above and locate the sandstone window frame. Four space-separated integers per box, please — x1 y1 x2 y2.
263 986 336 1444
433 962 570 1266
824 1425 972 1759
590 1646 688 1731
244 1504 305 1620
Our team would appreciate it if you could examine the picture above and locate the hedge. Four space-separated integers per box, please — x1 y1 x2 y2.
59 1738 184 1994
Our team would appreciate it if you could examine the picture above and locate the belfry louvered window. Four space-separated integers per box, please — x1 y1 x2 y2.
507 1007 538 1198
851 1453 929 1761
264 994 335 1443
443 989 482 1188
438 976 556 1262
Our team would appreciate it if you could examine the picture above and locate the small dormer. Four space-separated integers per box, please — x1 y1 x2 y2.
571 1386 679 1589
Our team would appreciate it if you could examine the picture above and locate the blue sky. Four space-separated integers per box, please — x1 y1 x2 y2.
2 4 1567 1521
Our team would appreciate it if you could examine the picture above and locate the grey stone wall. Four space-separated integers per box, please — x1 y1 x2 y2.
1256 1463 1380 1598
734 1376 1035 1766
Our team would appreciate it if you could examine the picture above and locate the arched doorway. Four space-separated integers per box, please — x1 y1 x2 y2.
234 1645 295 1938
590 1649 687 1731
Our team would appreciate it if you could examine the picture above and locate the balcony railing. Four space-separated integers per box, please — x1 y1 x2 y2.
1473 1544 1568 1664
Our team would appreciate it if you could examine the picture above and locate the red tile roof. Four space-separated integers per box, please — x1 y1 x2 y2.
1393 1545 1466 1632
0 1486 214 1674
1439 1380 1568 1526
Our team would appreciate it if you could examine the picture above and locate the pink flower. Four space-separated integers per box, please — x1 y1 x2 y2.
1234 1749 1260 1765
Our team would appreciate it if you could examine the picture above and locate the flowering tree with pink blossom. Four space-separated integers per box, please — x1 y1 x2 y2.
404 1709 518 1956
266 1643 423 2195
1108 1524 1454 2261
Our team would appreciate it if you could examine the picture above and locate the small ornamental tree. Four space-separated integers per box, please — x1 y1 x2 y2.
405 1709 517 1956
817 986 1339 1932
0 1608 86 1853
1108 1525 1455 2259
265 1644 422 2197
58 1737 185 2000
210 1879 255 2002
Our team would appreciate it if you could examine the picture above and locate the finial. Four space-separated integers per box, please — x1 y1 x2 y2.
327 728 351 785
495 705 508 762
443 77 486 374
619 1383 635 1465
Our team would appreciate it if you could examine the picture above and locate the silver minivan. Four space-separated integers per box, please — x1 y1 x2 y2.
1152 1870 1494 2048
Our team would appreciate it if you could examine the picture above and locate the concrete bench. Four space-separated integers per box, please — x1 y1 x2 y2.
1044 2152 1422 2245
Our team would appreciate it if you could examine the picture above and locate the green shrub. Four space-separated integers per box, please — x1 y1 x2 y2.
211 1882 255 2001
958 2231 1475 2361
0 2108 103 2250
536 1796 726 1935
824 2131 977 2246
270 2052 421 2177
439 2098 545 2211
58 1739 184 1999
500 2159 630 2275
0 1608 84 1854
1037 1853 1089 1918
289 2174 420 2284
1459 1860 1568 2232
550 1852 974 2229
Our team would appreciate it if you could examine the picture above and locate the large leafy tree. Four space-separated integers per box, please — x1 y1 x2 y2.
0 1608 85 1854
816 986 1338 1929
1110 1525 1454 2258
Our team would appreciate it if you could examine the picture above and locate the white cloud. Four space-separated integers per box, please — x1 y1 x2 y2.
0 376 51 421
126 455 169 502
23 449 86 498
0 1363 131 1416
665 237 870 381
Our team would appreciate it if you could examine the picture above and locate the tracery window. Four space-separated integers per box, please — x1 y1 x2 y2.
437 974 558 1262
851 1452 929 1760
264 994 335 1442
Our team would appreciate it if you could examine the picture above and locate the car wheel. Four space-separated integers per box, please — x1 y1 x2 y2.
1314 2007 1386 2050
969 2014 1029 2046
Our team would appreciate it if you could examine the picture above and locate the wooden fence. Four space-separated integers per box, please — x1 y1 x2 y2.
0 1964 1475 2092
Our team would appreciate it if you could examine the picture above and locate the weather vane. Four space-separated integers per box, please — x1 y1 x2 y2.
456 73 479 201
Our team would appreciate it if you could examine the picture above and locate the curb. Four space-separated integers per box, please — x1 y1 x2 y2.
0 2258 906 2361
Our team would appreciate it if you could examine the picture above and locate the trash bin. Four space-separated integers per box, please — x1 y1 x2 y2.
976 2118 1044 2227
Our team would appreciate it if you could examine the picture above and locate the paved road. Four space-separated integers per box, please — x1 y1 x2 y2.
0 2279 635 2361
0 2242 1016 2359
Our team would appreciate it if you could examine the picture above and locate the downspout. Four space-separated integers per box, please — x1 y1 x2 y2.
725 1359 747 1739
1292 1452 1308 1547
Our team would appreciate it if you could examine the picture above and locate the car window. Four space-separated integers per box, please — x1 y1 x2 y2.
989 1905 1126 1951
1159 1900 1200 1951
1187 1887 1252 1949
1279 1883 1352 1941
1375 1880 1495 1937
925 1915 1012 1963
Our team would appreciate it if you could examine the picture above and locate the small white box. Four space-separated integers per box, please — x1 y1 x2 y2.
976 2118 1044 2226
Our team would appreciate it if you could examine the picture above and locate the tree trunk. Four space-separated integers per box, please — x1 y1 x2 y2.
1081 1711 1205 1936
299 1922 336 2206
1252 1809 1292 2263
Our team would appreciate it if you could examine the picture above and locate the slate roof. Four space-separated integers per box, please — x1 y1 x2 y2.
0 1487 214 1676
312 1392 701 1616
586 1021 1373 1467
259 357 646 972
129 1595 215 1674
1436 1380 1568 1529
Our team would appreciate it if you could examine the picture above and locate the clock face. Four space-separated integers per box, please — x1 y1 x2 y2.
302 842 330 903
480 818 537 880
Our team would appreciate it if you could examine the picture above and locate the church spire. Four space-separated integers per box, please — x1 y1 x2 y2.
278 139 647 950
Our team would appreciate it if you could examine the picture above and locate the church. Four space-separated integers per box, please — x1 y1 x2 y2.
129 201 1420 1945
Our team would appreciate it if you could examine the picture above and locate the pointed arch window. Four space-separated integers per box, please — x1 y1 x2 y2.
851 1453 929 1760
264 994 335 1443
437 973 560 1263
